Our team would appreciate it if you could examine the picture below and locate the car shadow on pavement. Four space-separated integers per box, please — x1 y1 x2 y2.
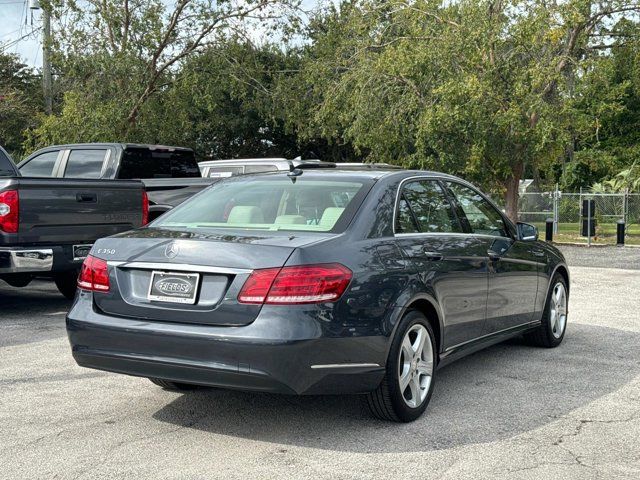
153 323 640 453
0 280 72 347
1 280 70 314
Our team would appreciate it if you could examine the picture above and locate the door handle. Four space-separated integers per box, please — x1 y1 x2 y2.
423 251 443 261
532 249 545 258
76 193 97 203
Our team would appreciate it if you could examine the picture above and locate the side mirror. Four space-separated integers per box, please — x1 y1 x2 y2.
517 222 538 241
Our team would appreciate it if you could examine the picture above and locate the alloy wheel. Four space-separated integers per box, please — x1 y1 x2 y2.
550 282 567 339
397 324 434 408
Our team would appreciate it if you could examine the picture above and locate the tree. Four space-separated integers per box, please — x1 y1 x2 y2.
566 17 640 191
291 0 640 220
27 0 301 149
143 40 308 159
0 53 41 157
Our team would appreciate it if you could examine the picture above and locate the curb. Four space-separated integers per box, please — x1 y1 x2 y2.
552 242 640 248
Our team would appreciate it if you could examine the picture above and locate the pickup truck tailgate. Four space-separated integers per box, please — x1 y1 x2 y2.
14 178 144 244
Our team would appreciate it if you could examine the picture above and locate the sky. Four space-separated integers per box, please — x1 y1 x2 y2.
0 0 42 67
0 0 323 70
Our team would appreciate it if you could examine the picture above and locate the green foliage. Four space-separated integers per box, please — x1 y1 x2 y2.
26 0 303 155
6 0 640 207
561 149 620 191
565 17 640 190
140 41 307 158
0 53 42 158
286 0 640 217
592 161 640 192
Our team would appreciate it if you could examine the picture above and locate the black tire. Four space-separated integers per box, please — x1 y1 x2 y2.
524 273 568 348
54 271 79 300
367 310 437 422
148 378 199 391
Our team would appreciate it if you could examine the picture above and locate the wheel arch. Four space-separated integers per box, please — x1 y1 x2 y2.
389 293 444 357
539 263 570 318
553 264 570 295
545 263 570 300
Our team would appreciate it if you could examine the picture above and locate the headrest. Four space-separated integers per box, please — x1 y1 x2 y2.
319 207 344 229
227 206 265 224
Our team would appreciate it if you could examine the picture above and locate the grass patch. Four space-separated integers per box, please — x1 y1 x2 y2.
531 222 640 245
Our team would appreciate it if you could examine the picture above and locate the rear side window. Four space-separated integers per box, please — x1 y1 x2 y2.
446 182 509 237
396 180 461 234
0 149 16 177
64 149 106 178
396 195 419 233
19 151 59 177
118 148 200 179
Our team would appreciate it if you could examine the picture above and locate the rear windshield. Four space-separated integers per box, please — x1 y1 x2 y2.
0 149 17 177
154 175 371 233
118 148 200 179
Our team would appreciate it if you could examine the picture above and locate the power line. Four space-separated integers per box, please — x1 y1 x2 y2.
0 27 41 52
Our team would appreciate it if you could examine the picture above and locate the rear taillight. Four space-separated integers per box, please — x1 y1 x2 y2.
142 191 149 226
77 255 110 292
0 189 19 234
238 263 352 305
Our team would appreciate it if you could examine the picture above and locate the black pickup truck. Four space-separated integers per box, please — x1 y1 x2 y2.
1 146 146 298
18 143 217 221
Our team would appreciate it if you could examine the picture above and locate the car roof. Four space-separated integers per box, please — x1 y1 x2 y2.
29 143 193 152
198 159 405 170
233 167 464 182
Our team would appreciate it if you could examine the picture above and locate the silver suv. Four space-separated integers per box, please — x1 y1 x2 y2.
198 158 400 178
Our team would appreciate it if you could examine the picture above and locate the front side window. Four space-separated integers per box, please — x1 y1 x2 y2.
446 182 509 237
19 151 59 177
395 180 461 234
154 176 369 233
64 149 107 178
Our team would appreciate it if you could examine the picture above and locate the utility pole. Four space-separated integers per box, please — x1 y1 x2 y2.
42 3 53 115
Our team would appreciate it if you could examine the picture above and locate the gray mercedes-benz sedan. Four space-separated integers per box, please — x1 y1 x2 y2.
66 166 569 422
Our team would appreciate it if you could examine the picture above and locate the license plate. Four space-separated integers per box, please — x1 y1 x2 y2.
73 244 93 261
148 271 200 304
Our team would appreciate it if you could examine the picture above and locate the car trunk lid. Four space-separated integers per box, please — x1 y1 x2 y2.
92 228 330 326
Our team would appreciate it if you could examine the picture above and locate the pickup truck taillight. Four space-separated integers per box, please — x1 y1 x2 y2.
0 189 19 233
77 255 110 293
238 263 352 305
142 191 149 226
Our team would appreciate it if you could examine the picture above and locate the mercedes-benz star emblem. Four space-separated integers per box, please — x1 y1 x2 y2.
164 242 180 258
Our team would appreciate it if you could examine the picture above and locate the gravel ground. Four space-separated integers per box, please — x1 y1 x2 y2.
556 244 640 270
1 266 640 479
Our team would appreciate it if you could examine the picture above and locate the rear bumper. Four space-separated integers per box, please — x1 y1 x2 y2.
66 293 388 395
0 244 89 275
0 247 53 274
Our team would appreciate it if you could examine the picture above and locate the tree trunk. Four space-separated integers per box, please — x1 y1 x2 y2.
504 160 524 223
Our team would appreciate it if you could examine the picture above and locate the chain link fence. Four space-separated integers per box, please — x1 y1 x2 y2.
518 189 640 245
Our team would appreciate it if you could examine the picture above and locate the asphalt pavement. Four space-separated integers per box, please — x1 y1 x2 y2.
1 257 640 479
